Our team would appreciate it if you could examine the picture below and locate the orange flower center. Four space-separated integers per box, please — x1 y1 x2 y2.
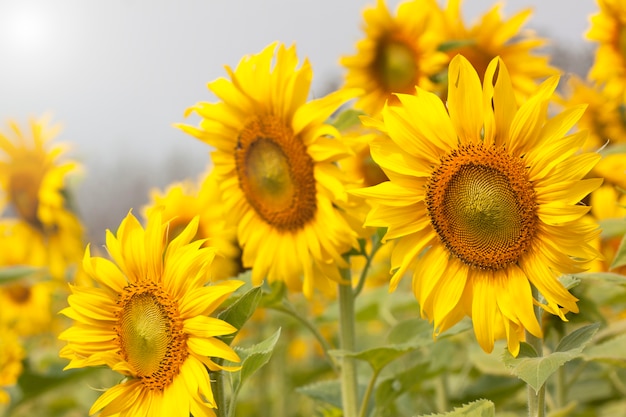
235 115 316 231
5 284 31 304
425 143 537 270
116 282 187 391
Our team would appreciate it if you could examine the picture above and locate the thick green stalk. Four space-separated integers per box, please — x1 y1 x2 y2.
338 268 358 417
526 286 546 417
212 368 229 417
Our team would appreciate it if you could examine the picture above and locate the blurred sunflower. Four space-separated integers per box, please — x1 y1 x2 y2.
145 170 243 281
0 326 24 404
587 0 626 101
59 210 243 416
352 55 601 355
0 280 51 336
561 76 626 150
589 152 626 274
179 43 359 298
340 0 448 116
438 0 557 102
0 117 84 280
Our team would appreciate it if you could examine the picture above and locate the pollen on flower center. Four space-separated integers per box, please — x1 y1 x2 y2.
375 39 417 93
116 282 187 391
235 115 317 231
425 144 537 270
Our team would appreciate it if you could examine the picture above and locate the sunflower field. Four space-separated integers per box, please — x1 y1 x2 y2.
1 1 626 416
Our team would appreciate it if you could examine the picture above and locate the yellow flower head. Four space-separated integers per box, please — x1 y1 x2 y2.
145 170 243 281
589 153 626 261
439 0 557 102
59 210 243 416
340 0 448 116
353 55 602 356
179 43 359 298
587 0 626 101
561 76 626 150
0 117 84 280
0 280 52 336
0 326 24 404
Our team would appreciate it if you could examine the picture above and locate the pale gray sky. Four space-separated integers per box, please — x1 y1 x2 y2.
0 0 599 238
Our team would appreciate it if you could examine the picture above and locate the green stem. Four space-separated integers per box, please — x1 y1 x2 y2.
212 367 229 417
353 234 383 297
435 374 449 413
339 268 359 417
269 303 339 373
526 286 546 417
358 369 381 417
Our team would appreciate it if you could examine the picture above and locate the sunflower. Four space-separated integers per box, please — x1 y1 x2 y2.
0 326 24 404
0 117 84 280
561 76 626 150
0 280 52 336
438 0 557 102
352 55 602 355
587 0 626 101
59 210 243 416
145 170 243 281
340 0 449 116
179 43 359 298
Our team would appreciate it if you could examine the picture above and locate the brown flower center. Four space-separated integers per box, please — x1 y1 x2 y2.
8 160 44 229
115 282 187 391
235 115 316 231
5 284 31 304
374 39 418 93
425 143 537 270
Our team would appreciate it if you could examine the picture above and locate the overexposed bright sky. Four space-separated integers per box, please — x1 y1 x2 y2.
0 0 601 235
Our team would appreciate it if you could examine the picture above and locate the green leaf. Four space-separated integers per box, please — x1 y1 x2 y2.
416 399 495 417
599 218 626 239
558 274 582 290
0 265 42 283
374 356 443 413
217 285 263 346
296 379 343 409
574 272 626 284
611 233 626 269
329 108 365 131
232 327 281 393
333 345 414 372
503 323 600 392
258 280 287 308
583 333 626 366
386 317 436 347
555 322 601 352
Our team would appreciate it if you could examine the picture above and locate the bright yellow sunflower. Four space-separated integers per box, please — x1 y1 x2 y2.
59 210 243 416
145 170 243 281
561 76 626 150
352 55 602 356
0 326 24 404
179 43 360 298
340 0 449 116
0 117 84 280
587 0 626 101
438 0 557 102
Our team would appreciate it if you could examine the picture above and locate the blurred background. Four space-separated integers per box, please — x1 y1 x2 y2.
0 0 598 245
